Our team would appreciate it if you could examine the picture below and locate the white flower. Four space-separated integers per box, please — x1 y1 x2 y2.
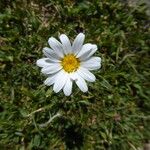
36 33 101 96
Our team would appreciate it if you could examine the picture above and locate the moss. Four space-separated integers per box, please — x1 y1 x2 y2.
0 0 149 149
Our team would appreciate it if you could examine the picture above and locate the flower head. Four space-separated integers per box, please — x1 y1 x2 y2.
36 33 101 96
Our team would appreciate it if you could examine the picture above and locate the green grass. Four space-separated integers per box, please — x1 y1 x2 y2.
0 0 150 149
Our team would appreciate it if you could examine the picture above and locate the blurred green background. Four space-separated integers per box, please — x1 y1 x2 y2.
0 0 150 149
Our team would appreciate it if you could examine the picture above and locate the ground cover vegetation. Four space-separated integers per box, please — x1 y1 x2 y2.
0 0 150 149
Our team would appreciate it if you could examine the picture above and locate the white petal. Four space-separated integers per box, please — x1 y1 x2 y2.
41 63 62 74
72 33 85 54
78 44 98 61
63 77 73 96
53 70 68 93
87 45 98 57
59 34 72 54
48 37 64 58
43 47 61 62
44 74 57 86
36 58 51 67
77 67 96 82
74 73 88 92
81 57 101 70
76 43 93 58
68 72 77 81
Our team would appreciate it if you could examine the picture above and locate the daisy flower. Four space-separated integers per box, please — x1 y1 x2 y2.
36 33 101 96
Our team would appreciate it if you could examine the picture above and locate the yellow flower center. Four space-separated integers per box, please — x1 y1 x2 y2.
61 54 80 73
